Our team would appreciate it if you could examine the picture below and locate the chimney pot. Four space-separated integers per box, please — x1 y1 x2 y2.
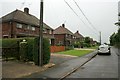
62 24 65 28
24 7 29 14
77 30 79 33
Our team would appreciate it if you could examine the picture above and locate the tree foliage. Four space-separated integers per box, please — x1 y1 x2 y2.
110 28 120 47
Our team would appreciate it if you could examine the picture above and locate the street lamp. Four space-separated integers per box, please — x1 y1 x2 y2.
39 0 43 66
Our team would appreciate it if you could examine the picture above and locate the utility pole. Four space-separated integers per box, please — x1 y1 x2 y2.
99 31 101 45
39 0 43 66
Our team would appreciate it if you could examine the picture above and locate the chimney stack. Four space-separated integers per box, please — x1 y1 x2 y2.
62 24 65 28
77 30 79 33
24 7 29 14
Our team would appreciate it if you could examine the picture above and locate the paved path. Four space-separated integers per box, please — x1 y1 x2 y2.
23 51 97 78
50 53 77 65
2 53 76 78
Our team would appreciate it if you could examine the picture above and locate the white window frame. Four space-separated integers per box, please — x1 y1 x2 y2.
31 27 35 31
16 23 22 28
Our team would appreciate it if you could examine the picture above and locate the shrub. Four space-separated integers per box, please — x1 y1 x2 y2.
43 38 50 65
2 38 21 60
65 45 74 50
33 37 50 65
2 38 35 61
2 37 51 65
19 40 28 61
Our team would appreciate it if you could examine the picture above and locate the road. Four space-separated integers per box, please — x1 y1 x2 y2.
64 47 118 79
23 47 119 80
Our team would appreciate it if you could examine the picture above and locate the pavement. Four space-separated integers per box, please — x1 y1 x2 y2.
2 49 97 79
23 50 97 78
2 53 77 78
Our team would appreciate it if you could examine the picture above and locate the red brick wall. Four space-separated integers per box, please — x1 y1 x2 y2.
2 21 40 38
2 21 54 39
50 46 65 53
15 25 39 37
2 22 11 38
54 34 65 45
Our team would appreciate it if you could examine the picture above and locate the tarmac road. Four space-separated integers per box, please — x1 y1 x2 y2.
65 47 118 79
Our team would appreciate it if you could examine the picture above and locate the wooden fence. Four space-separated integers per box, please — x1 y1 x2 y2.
50 46 65 53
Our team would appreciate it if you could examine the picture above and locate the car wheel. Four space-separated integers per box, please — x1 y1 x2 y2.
108 52 111 55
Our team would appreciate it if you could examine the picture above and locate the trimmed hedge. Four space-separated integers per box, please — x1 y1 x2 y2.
2 38 21 60
2 37 50 65
33 37 50 65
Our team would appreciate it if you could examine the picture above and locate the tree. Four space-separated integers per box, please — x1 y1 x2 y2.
84 37 90 44
110 28 120 47
84 37 91 47
110 33 116 46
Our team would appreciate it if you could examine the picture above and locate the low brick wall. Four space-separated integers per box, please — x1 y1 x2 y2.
50 46 65 53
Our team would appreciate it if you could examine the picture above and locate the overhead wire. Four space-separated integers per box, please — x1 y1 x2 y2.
73 0 99 33
64 0 99 36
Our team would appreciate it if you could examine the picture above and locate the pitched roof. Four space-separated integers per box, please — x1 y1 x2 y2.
0 9 53 30
74 31 84 38
54 25 73 35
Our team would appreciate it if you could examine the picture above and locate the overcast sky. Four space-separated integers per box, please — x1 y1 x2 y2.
0 0 119 43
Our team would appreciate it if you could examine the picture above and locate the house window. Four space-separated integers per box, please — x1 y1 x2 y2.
43 28 47 33
31 27 35 31
3 35 9 38
66 34 68 37
16 23 22 28
49 30 52 34
27 25 31 30
22 24 28 29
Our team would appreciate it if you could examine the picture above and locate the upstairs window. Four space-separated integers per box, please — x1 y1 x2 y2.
16 23 22 28
43 28 47 33
31 27 35 31
49 30 52 34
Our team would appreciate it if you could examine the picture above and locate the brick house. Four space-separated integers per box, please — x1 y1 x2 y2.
54 24 74 46
0 8 54 45
73 30 84 43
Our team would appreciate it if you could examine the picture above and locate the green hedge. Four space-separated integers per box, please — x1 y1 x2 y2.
2 37 50 65
33 37 50 65
2 38 21 59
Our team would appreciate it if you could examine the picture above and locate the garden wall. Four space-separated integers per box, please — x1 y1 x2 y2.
50 46 65 53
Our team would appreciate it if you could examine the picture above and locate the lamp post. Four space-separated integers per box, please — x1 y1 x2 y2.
39 0 43 66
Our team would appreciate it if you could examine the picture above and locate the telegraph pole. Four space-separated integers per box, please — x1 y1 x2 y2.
39 0 43 66
99 31 101 45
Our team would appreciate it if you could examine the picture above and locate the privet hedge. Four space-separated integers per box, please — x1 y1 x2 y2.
33 37 50 65
2 37 50 65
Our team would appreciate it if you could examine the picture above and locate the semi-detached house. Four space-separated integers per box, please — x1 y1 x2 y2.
0 8 55 45
54 24 74 46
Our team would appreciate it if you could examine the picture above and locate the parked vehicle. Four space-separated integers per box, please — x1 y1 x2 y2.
97 44 111 55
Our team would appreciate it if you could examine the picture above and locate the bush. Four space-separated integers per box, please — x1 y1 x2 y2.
33 37 50 65
2 38 21 60
83 43 91 47
65 45 74 50
19 40 28 61
43 38 50 65
2 38 35 61
2 37 51 65
73 42 80 48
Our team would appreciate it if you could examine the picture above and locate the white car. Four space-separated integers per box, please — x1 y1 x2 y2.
98 44 111 55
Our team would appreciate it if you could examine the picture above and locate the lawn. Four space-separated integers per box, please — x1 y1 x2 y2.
56 50 94 57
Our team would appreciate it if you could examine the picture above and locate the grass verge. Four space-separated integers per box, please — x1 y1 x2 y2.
56 50 94 57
